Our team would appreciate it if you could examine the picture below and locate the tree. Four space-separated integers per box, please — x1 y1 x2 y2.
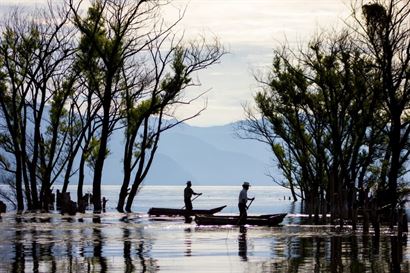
69 0 145 212
240 0 410 230
119 42 224 212
0 6 75 211
353 0 410 222
239 32 387 225
0 0 223 213
69 0 224 212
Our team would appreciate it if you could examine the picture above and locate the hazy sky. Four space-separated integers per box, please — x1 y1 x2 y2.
164 0 353 126
0 0 352 126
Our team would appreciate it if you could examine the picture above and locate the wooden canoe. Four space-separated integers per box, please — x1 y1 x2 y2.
148 205 227 216
195 213 287 226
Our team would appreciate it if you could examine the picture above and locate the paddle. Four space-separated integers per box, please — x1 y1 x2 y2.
181 193 202 209
246 197 255 210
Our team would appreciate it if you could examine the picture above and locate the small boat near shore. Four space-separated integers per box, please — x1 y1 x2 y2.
148 205 227 216
195 213 287 226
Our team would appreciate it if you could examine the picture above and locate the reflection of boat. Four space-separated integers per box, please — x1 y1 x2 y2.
147 205 227 216
195 213 287 226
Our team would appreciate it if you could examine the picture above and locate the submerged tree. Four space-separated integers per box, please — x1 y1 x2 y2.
0 0 223 213
118 41 224 212
69 0 223 212
240 33 386 224
68 0 127 212
0 6 76 211
354 0 410 223
239 0 410 229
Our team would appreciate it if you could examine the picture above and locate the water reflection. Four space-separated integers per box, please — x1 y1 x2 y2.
238 226 248 261
184 228 192 257
265 231 409 273
12 216 24 273
123 227 135 272
0 213 408 273
121 215 159 273
93 216 108 273
0 214 158 272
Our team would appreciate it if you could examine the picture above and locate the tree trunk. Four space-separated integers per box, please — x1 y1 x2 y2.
125 179 141 213
92 77 113 213
77 151 87 211
15 152 24 211
62 154 75 194
117 129 135 212
388 113 401 224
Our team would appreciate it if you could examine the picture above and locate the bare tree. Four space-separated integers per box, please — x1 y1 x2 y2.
69 0 224 212
0 4 76 211
119 38 224 212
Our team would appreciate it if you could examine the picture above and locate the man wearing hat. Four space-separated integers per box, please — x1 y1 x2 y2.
184 181 202 212
238 182 255 224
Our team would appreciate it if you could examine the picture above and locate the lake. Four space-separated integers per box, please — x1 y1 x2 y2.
0 185 409 272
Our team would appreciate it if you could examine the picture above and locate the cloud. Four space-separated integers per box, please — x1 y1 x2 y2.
164 0 352 126
1 0 352 126
164 0 350 46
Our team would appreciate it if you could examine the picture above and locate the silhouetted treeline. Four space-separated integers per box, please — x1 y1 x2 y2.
0 0 224 212
239 0 409 233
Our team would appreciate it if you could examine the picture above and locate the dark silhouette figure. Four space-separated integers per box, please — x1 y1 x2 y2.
184 181 202 212
238 182 254 225
102 197 108 212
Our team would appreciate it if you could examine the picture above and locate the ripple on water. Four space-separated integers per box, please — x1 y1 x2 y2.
0 212 409 273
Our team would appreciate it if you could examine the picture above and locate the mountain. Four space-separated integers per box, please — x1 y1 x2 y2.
0 104 277 186
101 121 277 186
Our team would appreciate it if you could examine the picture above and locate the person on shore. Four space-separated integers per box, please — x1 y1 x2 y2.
184 181 202 212
238 182 254 225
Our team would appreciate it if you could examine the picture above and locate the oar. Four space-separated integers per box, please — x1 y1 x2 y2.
246 198 255 210
181 193 202 209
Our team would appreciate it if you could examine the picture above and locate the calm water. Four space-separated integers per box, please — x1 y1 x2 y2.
0 185 409 273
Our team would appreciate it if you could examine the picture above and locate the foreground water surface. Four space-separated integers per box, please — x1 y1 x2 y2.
0 185 409 273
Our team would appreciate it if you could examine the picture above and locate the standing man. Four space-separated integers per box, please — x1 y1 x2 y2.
238 182 254 225
184 181 202 212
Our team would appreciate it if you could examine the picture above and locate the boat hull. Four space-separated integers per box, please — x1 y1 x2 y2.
195 213 287 226
148 205 227 216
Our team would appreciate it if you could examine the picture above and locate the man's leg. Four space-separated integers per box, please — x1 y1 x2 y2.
238 203 247 225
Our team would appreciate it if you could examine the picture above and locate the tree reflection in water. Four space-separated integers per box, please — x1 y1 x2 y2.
120 214 159 273
123 226 136 272
0 213 408 273
266 231 409 273
12 215 24 273
92 216 108 273
1 214 161 272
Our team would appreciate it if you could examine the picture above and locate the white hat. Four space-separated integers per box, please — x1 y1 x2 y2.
242 181 250 186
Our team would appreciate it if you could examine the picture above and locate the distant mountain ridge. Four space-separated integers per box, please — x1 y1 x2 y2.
102 121 277 186
0 104 277 186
